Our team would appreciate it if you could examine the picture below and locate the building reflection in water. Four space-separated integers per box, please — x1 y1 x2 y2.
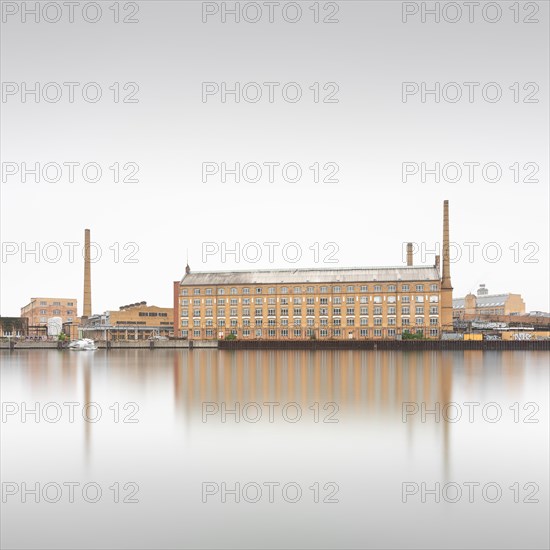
3 349 531 478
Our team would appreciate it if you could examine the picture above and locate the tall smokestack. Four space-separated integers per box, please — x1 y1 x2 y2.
435 254 440 271
83 229 92 319
441 201 453 332
406 243 413 266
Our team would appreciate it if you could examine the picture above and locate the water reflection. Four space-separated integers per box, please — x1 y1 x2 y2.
1 349 538 478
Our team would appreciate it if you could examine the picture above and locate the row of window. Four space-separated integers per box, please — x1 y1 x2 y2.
182 318 439 328
183 328 440 338
137 312 169 317
182 283 439 296
38 301 74 306
39 309 73 315
39 317 73 323
182 306 439 317
181 295 439 307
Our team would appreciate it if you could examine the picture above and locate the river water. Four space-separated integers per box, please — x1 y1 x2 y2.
1 350 548 549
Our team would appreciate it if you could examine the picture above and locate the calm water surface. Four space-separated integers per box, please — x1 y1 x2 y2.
1 350 548 549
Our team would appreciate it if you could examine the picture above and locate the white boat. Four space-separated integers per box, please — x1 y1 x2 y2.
68 338 97 351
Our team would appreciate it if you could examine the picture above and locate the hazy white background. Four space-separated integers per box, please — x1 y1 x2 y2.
1 0 548 315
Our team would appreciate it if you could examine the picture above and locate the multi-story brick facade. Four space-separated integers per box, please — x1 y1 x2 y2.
174 267 444 340
453 284 526 318
174 201 454 341
20 297 78 326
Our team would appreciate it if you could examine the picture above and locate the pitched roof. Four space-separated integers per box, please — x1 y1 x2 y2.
180 266 440 286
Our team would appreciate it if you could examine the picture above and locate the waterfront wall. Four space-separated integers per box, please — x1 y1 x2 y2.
2 339 548 351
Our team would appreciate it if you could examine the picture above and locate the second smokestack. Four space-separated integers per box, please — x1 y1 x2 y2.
406 243 413 266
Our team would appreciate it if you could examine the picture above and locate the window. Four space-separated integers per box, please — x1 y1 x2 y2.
281 287 288 294
320 286 328 293
230 298 238 306
193 330 200 338
256 329 263 337
256 288 262 294
281 329 288 337
430 329 438 337
293 297 302 305
293 286 301 293
320 308 328 315
346 307 355 315
374 329 382 337
255 308 262 316
388 329 396 337
281 319 288 326
429 295 439 303
388 318 396 325
268 319 276 327
402 284 409 291
281 308 288 316
374 318 382 326
402 307 410 315
268 308 276 316
40 301 47 306
53 301 61 306
294 319 301 326
205 309 212 317
230 288 237 295
346 296 354 305
268 298 276 305
67 302 74 306
206 329 213 337
374 285 381 292
387 296 396 304
360 285 368 292
230 319 237 327
307 286 314 294
194 289 200 295
415 296 424 303
53 309 60 315
243 298 250 306
416 306 424 315
360 318 368 326
243 319 250 327
430 318 438 326
193 299 200 306
230 308 237 316
333 286 341 293
218 288 225 295
430 306 438 315
320 329 328 337
206 288 212 295
347 285 354 292
416 317 424 325
293 308 301 316
360 329 368 337
320 318 328 326
268 329 276 337
430 284 438 291
360 307 368 315
181 320 188 327
333 308 341 316
346 318 354 326
373 296 382 304
307 318 314 326
402 296 410 303
218 319 226 327
307 308 314 316
67 317 73 322
306 297 314 305
334 297 342 305
181 299 189 306
294 329 302 337
255 298 263 305
206 319 213 327
243 329 250 336
416 284 424 292
388 285 396 292
243 308 250 316
40 309 46 314
268 287 275 294
280 297 288 305
402 318 410 326
388 306 396 314
243 288 250 294
320 297 328 305
334 318 341 326
217 308 225 317
181 289 188 296
333 329 341 337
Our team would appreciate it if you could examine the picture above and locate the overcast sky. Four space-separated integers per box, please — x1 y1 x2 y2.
1 0 548 316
